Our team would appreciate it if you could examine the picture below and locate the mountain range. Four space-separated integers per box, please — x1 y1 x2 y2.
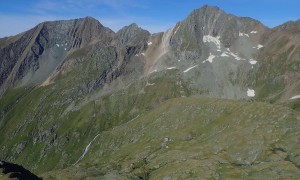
0 5 299 179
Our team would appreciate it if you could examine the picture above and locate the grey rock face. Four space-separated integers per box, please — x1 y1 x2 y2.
170 5 266 56
0 5 298 102
143 5 269 99
274 19 300 31
0 17 115 96
116 23 150 48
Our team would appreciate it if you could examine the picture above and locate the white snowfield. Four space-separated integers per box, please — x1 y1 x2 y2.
239 32 249 37
250 31 258 34
253 44 264 50
221 52 229 57
249 59 257 65
56 44 60 47
184 65 198 73
290 95 300 100
226 49 245 61
174 24 181 35
74 134 100 165
149 69 157 74
141 53 145 56
166 67 176 70
257 44 263 49
202 53 216 63
147 42 152 46
247 88 255 97
203 35 221 50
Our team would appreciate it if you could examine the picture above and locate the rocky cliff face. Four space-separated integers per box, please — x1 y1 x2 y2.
140 6 270 99
0 17 114 96
0 6 298 101
116 23 150 47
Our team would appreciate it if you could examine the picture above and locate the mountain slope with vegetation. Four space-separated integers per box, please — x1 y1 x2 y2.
0 5 299 179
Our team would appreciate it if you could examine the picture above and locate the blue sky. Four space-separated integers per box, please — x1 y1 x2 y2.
0 0 300 37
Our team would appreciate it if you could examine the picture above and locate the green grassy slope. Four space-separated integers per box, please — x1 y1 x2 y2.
0 62 188 175
41 97 300 179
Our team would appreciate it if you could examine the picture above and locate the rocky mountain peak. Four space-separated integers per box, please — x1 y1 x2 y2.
116 23 150 47
193 5 223 15
82 16 98 21
168 5 267 55
274 19 300 32
0 16 115 96
185 5 263 35
126 23 139 29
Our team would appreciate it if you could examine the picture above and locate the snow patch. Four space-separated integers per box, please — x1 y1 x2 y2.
249 59 257 65
253 44 264 50
203 35 221 50
174 24 180 35
65 43 68 46
221 52 229 57
74 134 100 165
290 95 300 100
250 31 258 34
147 42 152 46
227 50 244 61
146 82 155 86
135 54 139 57
64 48 67 51
184 65 198 73
239 32 249 37
166 67 176 70
257 44 263 49
56 44 60 47
202 53 215 63
247 88 255 97
141 53 145 56
149 69 157 74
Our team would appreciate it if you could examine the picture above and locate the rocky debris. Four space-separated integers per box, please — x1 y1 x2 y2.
33 124 59 144
15 142 27 155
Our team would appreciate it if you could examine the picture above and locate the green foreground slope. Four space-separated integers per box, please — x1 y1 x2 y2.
0 43 299 179
0 66 189 175
41 97 300 179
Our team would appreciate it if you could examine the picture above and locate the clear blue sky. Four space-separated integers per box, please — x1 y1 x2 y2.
0 0 300 37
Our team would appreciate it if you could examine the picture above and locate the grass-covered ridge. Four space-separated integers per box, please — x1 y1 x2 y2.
42 97 300 179
0 65 189 175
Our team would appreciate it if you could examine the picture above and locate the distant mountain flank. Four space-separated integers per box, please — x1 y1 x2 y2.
0 5 299 101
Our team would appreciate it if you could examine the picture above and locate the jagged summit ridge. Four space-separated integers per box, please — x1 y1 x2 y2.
116 23 150 47
0 5 298 100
